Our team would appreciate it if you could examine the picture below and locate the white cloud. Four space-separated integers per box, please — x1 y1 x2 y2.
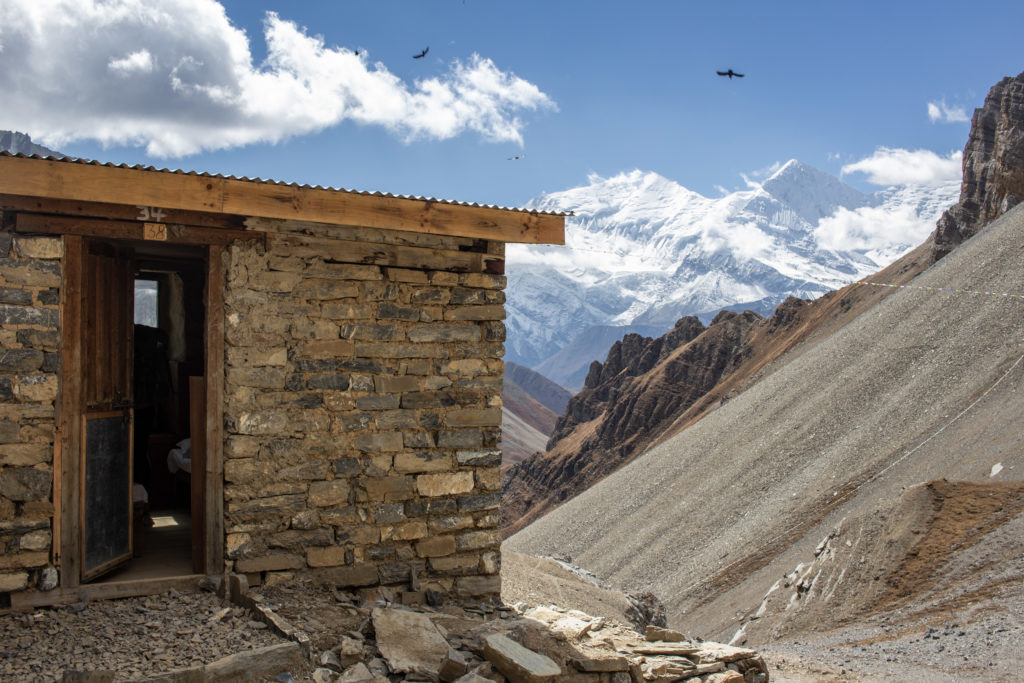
0 0 555 156
841 147 962 187
108 50 155 76
927 99 969 124
814 204 934 253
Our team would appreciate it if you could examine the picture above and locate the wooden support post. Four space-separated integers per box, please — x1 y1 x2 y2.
204 245 225 575
58 235 84 589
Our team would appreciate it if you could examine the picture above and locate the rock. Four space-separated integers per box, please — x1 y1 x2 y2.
439 647 471 682
202 642 304 681
312 668 336 683
571 654 630 672
934 70 1024 258
705 671 745 683
452 674 496 683
338 662 385 682
372 607 450 676
631 644 701 656
645 625 688 642
337 635 365 666
38 566 58 591
482 633 560 682
320 649 343 671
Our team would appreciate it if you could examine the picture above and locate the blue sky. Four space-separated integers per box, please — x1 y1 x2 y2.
1 0 1021 207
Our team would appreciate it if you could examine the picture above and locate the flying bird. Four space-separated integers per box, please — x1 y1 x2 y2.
507 154 524 161
717 69 744 79
413 47 429 59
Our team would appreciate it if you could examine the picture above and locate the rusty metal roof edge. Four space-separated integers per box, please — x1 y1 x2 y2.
0 151 573 217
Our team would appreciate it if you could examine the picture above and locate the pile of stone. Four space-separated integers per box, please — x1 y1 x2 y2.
244 578 769 683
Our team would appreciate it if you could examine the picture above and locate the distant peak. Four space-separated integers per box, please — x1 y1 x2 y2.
763 159 821 184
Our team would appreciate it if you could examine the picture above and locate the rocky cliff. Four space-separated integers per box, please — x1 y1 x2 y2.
933 71 1024 257
505 362 572 417
0 131 64 158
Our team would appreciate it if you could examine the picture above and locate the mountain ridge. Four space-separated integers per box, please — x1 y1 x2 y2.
506 160 958 388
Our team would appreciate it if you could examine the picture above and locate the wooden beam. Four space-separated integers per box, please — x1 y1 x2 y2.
0 193 246 230
58 235 84 591
7 575 205 612
204 245 225 575
14 213 260 247
267 233 490 272
0 156 565 244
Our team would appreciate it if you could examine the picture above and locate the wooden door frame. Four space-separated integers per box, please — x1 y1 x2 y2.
57 237 224 589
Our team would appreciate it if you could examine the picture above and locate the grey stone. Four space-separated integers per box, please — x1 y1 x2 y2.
372 607 450 676
0 304 57 327
483 634 560 682
456 449 502 467
38 565 58 591
202 642 304 681
338 662 379 682
439 647 471 682
457 493 501 512
0 467 51 501
0 287 32 305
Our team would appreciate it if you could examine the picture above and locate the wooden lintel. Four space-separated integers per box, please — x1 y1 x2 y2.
0 193 246 230
268 233 488 272
0 156 565 244
14 213 261 247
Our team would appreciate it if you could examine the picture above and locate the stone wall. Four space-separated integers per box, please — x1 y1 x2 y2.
222 225 506 598
0 225 61 593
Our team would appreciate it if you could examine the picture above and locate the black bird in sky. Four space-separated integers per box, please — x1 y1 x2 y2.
413 47 429 59
717 69 744 79
507 154 524 161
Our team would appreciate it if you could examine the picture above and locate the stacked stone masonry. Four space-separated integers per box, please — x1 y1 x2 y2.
222 226 506 599
0 222 61 594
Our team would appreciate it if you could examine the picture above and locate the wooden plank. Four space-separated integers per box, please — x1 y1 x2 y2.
14 213 260 247
189 376 206 574
204 245 225 575
58 236 84 590
0 193 246 230
268 233 488 272
7 575 205 612
0 156 565 244
245 217 476 250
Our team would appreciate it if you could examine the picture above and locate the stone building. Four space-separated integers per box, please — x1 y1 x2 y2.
0 153 563 609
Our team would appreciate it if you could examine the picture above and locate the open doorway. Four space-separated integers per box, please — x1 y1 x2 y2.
80 239 208 583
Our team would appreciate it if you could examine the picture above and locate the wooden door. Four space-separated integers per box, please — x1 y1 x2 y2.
80 242 135 582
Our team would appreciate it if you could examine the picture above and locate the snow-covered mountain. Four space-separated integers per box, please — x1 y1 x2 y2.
507 160 958 388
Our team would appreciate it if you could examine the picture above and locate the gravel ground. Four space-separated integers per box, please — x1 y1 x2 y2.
0 589 288 681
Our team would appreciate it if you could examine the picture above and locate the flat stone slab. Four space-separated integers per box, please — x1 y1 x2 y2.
630 644 701 656
372 607 450 676
483 634 560 682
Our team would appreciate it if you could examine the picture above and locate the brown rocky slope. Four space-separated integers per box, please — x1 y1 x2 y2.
499 362 572 466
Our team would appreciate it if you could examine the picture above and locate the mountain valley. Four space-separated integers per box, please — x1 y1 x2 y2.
502 70 1024 681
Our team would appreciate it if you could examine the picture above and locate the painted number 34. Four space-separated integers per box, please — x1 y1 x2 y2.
136 206 166 222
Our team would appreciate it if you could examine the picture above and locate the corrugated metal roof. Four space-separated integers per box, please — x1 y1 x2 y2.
0 151 571 217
